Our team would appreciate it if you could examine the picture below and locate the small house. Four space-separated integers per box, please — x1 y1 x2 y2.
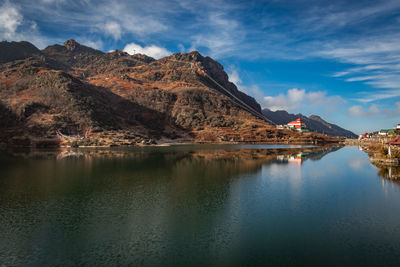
378 129 390 136
358 133 371 140
287 118 307 131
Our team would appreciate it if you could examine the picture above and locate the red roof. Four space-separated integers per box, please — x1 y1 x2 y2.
388 136 400 145
288 118 304 125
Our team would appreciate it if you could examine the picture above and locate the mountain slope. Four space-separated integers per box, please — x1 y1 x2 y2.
262 108 357 138
0 40 341 147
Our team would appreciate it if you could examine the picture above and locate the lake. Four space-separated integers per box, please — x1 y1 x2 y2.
1 145 400 266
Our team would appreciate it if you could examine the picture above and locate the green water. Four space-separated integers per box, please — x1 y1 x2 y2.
1 145 400 266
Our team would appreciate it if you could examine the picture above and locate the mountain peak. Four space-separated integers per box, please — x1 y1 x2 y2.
309 115 323 121
63 39 81 51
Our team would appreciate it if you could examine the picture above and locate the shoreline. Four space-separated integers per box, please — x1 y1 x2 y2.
1 138 344 149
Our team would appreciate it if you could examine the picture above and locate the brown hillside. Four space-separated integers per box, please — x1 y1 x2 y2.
0 40 341 147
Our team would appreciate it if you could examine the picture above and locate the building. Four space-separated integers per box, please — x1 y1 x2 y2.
396 124 400 129
378 129 390 136
358 133 371 140
287 118 307 131
276 124 290 130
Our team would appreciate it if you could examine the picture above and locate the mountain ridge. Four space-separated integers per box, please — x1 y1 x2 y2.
262 108 357 138
0 40 342 147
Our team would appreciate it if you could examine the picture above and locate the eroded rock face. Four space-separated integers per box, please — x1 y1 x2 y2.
0 40 340 146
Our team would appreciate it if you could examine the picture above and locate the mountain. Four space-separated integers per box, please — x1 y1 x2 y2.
262 109 357 138
0 40 341 147
0 41 41 64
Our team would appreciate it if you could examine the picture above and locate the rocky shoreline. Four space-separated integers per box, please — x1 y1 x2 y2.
370 157 400 166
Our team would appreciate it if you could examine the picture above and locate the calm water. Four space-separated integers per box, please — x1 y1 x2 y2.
1 145 400 266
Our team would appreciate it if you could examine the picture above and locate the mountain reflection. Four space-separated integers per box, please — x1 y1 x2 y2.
0 145 354 266
0 145 342 201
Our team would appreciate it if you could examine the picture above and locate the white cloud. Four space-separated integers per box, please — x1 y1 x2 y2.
0 1 53 48
104 21 122 40
348 104 381 117
228 69 241 85
123 42 171 59
0 1 23 39
262 88 345 112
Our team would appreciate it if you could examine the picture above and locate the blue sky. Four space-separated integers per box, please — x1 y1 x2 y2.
1 0 400 134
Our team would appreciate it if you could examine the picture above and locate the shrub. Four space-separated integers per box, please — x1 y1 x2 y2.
379 146 388 156
391 148 400 158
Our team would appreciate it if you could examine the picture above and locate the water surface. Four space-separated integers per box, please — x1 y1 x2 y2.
1 145 400 266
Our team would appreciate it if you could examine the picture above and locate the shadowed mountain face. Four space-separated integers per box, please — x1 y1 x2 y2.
0 41 41 64
0 40 342 146
262 109 357 138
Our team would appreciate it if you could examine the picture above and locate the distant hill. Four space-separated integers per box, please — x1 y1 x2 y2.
0 41 40 64
262 109 357 138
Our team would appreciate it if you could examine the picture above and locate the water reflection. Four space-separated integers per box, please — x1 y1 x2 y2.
0 145 358 266
372 163 400 182
0 146 343 201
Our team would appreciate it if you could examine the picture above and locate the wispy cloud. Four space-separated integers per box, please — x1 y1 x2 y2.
189 10 244 58
348 102 400 118
104 21 122 40
321 33 400 102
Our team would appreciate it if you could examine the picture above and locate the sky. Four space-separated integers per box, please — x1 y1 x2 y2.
1 0 400 134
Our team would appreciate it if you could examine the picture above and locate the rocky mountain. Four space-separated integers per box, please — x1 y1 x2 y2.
0 40 341 147
262 108 357 138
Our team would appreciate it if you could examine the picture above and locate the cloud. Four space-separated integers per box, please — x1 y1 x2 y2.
0 1 23 39
123 42 171 59
79 38 103 50
7 0 169 47
348 104 381 117
322 33 400 102
104 21 122 40
2 0 400 108
189 11 245 58
228 68 264 101
262 88 345 112
228 69 241 85
0 1 52 48
177 43 186 53
347 102 400 118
